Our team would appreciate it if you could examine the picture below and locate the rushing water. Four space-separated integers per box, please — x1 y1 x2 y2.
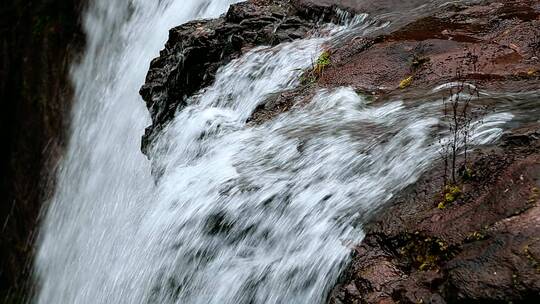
34 1 521 304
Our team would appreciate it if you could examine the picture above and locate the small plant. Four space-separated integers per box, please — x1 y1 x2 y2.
437 49 486 208
465 231 487 242
301 50 332 85
440 74 478 185
444 184 462 203
314 50 331 76
399 43 431 90
398 234 453 272
438 184 462 209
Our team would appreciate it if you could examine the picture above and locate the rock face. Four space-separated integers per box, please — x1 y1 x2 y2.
329 125 540 304
139 0 355 154
0 0 84 301
320 0 540 93
248 0 540 126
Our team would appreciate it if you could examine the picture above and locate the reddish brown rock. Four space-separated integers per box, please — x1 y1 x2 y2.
329 126 540 304
249 0 540 125
320 0 540 93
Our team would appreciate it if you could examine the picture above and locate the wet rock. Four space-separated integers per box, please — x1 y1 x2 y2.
252 0 540 126
0 0 84 301
140 0 352 155
320 0 540 93
329 125 540 304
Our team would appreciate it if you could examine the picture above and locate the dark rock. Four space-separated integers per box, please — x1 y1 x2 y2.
139 0 355 155
0 0 85 301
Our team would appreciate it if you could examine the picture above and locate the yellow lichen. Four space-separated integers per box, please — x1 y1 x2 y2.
466 231 486 242
444 185 462 203
399 76 413 89
523 245 540 272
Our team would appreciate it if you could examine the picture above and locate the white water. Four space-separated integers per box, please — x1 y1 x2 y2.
34 1 512 304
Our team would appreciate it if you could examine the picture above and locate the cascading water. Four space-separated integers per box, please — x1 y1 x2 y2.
34 0 241 303
34 1 515 304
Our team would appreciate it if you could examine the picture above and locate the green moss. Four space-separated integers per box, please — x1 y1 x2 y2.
523 245 540 273
528 187 539 204
438 184 462 209
316 50 331 66
301 50 332 85
461 166 474 180
300 73 316 85
512 273 520 288
312 50 331 78
397 234 454 272
465 231 487 242
412 57 430 70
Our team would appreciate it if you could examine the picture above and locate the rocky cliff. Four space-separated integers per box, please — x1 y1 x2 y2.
141 0 539 303
0 0 84 301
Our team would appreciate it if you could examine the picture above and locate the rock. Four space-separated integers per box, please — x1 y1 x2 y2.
329 124 540 304
320 0 540 93
294 0 433 17
0 0 84 301
251 0 540 126
139 0 352 155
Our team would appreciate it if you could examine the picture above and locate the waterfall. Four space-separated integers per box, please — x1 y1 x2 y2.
33 1 512 303
34 0 241 303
